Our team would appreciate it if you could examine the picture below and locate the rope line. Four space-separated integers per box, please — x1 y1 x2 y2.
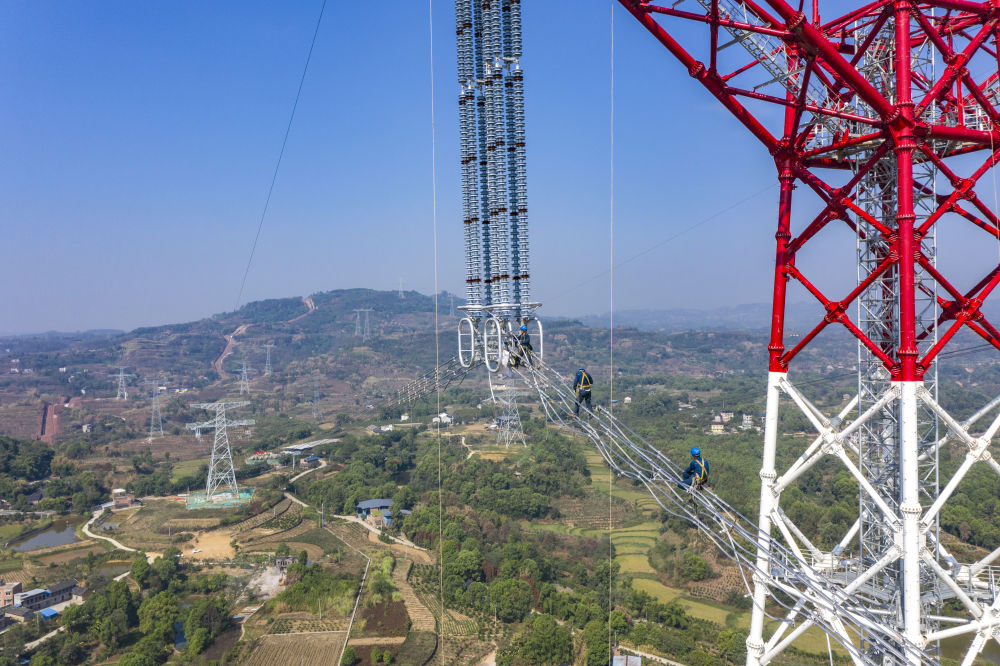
235 0 328 311
425 0 446 660
608 0 615 656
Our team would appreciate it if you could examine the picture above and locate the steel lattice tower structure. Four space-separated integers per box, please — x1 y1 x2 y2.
263 343 274 376
146 378 163 441
618 1 1000 663
238 360 251 395
114 367 131 400
354 308 373 341
312 371 322 422
489 374 526 448
186 401 254 500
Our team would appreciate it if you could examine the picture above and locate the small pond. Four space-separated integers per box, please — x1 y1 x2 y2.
8 518 84 552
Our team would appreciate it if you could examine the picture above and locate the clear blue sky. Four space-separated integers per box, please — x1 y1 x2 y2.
9 1 990 334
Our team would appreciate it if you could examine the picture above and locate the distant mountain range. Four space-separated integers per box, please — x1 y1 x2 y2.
579 299 1000 334
578 302 823 333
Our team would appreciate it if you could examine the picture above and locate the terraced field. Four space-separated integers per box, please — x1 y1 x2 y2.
243 632 346 666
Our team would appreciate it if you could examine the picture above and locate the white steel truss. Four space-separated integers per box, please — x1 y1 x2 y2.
749 373 1000 666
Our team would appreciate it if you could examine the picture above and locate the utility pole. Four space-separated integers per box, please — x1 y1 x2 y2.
398 278 405 299
186 401 254 502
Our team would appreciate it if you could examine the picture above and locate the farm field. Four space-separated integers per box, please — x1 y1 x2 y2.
242 632 346 666
170 457 207 482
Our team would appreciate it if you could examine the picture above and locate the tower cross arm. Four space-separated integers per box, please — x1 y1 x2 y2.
227 419 256 428
186 420 214 431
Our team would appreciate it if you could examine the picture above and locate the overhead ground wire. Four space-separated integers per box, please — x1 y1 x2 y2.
547 182 775 305
235 0 328 312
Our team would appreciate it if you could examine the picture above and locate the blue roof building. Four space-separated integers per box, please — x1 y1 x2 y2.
357 499 396 527
38 608 58 620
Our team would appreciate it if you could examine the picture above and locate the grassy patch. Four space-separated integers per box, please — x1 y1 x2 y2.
295 528 346 555
616 553 653 574
170 457 207 482
0 559 23 574
395 631 437 666
632 577 681 602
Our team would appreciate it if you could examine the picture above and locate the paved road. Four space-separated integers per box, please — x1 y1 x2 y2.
330 513 427 551
290 458 326 483
83 510 156 564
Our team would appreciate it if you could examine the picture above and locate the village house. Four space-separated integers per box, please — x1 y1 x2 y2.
0 581 21 607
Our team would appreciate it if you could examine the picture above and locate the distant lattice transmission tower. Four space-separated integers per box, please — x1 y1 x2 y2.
186 401 254 500
113 366 132 400
263 343 274 376
146 378 163 441
354 308 374 341
312 371 322 421
238 360 251 395
490 375 525 448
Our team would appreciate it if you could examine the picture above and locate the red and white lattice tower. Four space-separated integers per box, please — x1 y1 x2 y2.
620 1 1000 664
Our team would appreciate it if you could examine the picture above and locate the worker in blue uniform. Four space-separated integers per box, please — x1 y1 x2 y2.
680 447 709 491
511 324 533 368
572 367 593 416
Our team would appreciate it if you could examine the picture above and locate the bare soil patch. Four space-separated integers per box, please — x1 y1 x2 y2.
185 529 235 560
357 600 409 637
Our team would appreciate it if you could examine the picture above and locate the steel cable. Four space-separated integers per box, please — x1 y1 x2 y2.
505 352 935 665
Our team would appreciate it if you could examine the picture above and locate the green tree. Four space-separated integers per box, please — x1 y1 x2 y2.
718 630 747 664
131 553 151 588
681 552 711 581
489 578 531 622
584 620 610 666
138 591 178 640
96 608 130 649
186 627 209 656
118 653 157 666
340 646 357 665
518 614 572 665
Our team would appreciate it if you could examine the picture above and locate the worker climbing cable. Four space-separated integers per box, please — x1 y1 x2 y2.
679 446 709 492
572 366 593 416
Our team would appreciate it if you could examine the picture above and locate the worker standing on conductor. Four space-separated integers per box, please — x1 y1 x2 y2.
680 447 709 491
573 367 593 416
515 324 533 367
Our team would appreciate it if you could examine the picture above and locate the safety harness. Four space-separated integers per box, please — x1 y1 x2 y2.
692 456 708 486
578 371 592 392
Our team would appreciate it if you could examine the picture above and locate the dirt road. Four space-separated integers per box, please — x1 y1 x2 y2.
288 296 317 323
213 324 250 379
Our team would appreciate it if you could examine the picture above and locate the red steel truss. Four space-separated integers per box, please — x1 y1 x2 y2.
618 0 1000 382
